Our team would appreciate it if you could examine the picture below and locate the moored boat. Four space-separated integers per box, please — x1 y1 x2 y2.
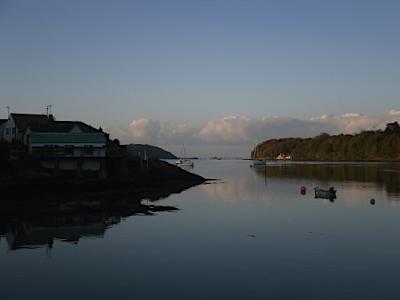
251 159 267 167
314 187 336 199
176 144 194 167
175 159 194 167
251 143 267 167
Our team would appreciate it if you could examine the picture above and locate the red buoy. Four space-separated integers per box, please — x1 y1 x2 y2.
300 186 306 195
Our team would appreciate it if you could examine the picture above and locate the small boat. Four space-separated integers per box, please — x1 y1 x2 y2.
314 187 336 199
251 143 267 167
175 158 194 167
251 159 267 167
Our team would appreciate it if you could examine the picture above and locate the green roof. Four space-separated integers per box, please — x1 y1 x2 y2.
30 132 106 144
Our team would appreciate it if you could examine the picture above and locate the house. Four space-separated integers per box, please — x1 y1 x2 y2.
0 119 7 139
27 121 108 175
276 153 292 160
2 113 52 143
276 153 285 160
1 113 109 176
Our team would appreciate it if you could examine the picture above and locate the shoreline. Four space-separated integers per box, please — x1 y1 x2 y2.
249 159 400 163
0 158 207 201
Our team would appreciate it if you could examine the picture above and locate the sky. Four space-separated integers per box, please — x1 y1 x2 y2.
1 0 399 157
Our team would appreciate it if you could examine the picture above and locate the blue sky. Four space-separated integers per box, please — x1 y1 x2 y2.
1 0 399 155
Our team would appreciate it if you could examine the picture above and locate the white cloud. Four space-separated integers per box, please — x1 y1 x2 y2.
125 110 400 155
311 112 400 134
199 116 250 144
129 118 161 144
389 109 400 116
341 113 362 118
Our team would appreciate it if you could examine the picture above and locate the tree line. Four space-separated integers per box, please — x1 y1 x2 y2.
251 122 400 161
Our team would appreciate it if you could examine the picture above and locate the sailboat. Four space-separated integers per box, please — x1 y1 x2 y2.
175 158 194 167
175 145 194 167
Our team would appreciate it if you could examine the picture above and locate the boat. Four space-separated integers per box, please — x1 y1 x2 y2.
211 156 222 160
175 158 194 167
314 187 336 199
175 145 194 167
251 143 267 167
251 159 267 167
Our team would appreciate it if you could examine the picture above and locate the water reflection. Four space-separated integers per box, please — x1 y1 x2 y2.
201 180 253 202
201 175 269 202
0 197 178 252
3 161 400 300
199 161 400 207
253 162 400 197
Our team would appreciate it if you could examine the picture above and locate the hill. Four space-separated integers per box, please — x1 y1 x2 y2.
126 144 177 159
252 122 400 161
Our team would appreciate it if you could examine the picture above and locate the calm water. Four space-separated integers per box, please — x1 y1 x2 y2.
1 160 400 300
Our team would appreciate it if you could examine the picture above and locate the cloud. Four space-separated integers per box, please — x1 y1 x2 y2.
128 118 198 145
341 113 362 118
312 113 389 134
129 118 161 144
389 109 400 116
127 110 400 148
198 116 334 144
199 116 250 144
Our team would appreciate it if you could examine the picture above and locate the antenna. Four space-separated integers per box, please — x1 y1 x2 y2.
6 106 10 117
46 105 52 117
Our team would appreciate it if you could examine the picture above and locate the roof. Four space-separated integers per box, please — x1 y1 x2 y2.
0 119 6 125
30 132 107 144
29 121 100 133
72 121 101 133
11 113 51 132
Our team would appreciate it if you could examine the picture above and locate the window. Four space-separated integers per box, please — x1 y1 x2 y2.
64 145 74 155
44 145 55 156
83 145 94 156
12 128 16 134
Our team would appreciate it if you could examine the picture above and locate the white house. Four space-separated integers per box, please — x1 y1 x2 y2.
2 113 52 143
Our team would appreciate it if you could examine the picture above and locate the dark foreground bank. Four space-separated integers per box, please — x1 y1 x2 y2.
1 157 206 200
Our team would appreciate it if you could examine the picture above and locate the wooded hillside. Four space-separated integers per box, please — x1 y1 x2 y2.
251 122 400 161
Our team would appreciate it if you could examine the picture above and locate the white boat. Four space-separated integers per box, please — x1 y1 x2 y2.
175 158 194 167
175 145 194 167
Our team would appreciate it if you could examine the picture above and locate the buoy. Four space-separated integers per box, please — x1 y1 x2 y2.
370 198 376 205
300 186 306 195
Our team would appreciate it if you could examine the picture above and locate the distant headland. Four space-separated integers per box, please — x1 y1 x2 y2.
252 122 400 161
126 144 177 159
